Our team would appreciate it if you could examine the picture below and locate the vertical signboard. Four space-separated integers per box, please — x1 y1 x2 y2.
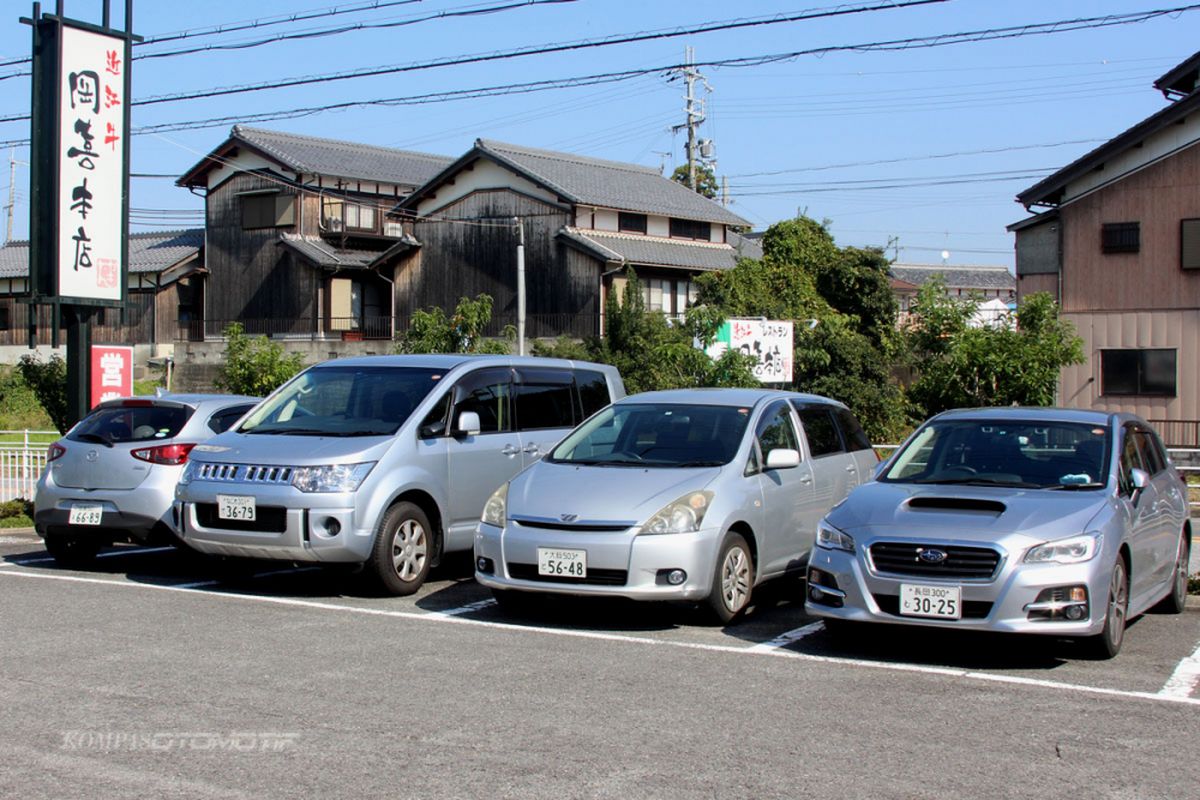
90 344 133 407
56 24 126 303
705 319 794 384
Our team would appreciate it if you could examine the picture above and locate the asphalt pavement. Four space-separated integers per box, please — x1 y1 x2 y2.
1 535 1197 799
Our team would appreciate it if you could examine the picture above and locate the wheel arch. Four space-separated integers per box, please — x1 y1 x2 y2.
726 520 758 570
388 489 445 564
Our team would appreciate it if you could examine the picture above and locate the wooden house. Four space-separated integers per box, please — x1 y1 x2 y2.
392 139 757 338
1010 51 1200 443
176 125 452 340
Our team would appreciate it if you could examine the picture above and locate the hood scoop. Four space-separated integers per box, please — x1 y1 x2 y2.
907 496 1006 514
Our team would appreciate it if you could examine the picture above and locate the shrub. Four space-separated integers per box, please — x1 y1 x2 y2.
213 323 306 397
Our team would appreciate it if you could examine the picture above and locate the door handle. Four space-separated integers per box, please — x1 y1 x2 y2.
501 444 520 457
799 474 813 485
845 465 856 473
522 444 541 454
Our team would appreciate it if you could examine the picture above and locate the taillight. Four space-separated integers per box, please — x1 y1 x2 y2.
47 442 67 462
131 443 196 465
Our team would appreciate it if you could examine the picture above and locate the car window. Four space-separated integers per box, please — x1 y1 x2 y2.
550 403 750 467
453 368 513 434
70 403 193 444
756 402 799 457
418 392 452 439
1118 427 1146 495
514 368 576 431
207 404 256 434
1133 428 1166 475
796 407 844 458
575 369 611 419
834 407 873 452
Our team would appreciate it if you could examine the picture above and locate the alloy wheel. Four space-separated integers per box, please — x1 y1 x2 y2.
1106 559 1129 650
391 519 428 582
721 546 751 614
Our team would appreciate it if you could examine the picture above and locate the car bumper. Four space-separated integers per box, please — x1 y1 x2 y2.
474 520 722 601
804 543 1110 636
175 484 372 563
34 472 176 542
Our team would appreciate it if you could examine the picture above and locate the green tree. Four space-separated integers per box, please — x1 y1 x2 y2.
395 294 512 355
213 322 306 397
15 354 69 434
904 281 1084 414
670 164 719 199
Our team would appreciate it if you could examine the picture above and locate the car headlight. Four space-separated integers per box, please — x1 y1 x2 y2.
178 461 197 486
815 520 855 552
1024 533 1101 565
290 462 375 493
481 483 508 527
641 491 713 535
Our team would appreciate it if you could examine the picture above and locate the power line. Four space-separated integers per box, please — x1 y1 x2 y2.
728 172 1055 196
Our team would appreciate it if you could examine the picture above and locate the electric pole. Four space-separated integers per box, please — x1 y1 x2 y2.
4 148 25 244
671 47 709 193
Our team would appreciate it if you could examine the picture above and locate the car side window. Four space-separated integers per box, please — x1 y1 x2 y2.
795 406 844 458
1134 428 1166 475
418 392 453 439
514 368 576 431
834 407 873 452
1118 427 1146 496
207 404 256 434
452 368 513 434
574 369 612 419
755 402 799 460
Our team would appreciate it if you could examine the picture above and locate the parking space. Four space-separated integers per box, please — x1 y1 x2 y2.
3 538 1197 707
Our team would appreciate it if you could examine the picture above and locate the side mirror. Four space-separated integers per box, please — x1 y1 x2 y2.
1130 467 1149 496
454 411 481 437
765 448 801 470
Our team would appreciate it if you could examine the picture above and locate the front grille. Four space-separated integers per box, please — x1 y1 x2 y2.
512 517 633 532
869 542 1001 580
196 462 293 484
873 593 993 619
195 503 287 533
507 563 628 586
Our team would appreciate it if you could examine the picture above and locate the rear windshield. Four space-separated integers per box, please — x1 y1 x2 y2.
548 403 751 468
69 404 192 444
239 366 443 437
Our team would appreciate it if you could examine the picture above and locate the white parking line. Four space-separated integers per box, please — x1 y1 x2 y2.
1 567 1198 709
427 599 498 618
747 622 825 653
6 546 176 567
1159 640 1200 698
171 580 223 590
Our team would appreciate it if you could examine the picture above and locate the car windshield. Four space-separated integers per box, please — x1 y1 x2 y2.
69 403 192 445
548 403 751 468
880 419 1112 490
239 366 443 436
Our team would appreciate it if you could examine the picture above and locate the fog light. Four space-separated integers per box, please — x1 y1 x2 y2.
667 569 687 585
476 556 494 574
1064 604 1086 621
324 518 341 537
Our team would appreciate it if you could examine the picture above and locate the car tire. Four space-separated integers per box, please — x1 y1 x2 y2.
706 532 754 625
1084 556 1129 659
367 502 433 596
1155 531 1190 615
43 532 103 566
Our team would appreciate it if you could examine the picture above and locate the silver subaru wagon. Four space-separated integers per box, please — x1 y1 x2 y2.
475 388 877 622
805 407 1191 658
175 355 623 595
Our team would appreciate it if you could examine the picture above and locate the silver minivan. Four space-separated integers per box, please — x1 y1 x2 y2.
175 355 624 594
474 388 877 622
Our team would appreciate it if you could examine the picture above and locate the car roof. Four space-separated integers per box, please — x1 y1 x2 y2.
308 354 616 372
616 387 846 408
930 406 1118 426
97 393 259 409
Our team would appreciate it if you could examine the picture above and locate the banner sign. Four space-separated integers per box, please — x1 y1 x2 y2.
90 344 133 408
56 24 126 302
705 319 794 384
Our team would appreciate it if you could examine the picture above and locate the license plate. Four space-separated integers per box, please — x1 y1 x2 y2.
538 547 587 578
899 583 962 619
68 503 103 526
217 494 256 522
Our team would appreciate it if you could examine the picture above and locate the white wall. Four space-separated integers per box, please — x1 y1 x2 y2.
415 160 556 216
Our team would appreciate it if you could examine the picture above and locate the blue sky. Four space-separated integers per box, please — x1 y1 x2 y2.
0 0 1196 268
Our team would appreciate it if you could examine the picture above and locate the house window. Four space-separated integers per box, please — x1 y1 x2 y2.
618 212 647 234
1182 219 1200 270
669 218 711 241
242 193 295 230
0 305 9 331
322 197 378 233
642 278 697 314
1101 348 1176 396
1101 222 1139 254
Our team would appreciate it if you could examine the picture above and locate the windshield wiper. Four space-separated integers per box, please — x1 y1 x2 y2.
75 432 113 447
914 477 1041 488
674 460 726 467
1047 482 1105 490
243 428 328 436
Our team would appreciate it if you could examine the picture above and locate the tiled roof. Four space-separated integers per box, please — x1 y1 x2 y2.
456 140 749 227
180 125 453 188
0 229 203 279
889 264 1015 291
558 228 743 272
278 233 417 270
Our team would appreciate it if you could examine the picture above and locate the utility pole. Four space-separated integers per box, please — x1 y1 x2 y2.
4 148 25 244
514 217 526 356
671 47 709 193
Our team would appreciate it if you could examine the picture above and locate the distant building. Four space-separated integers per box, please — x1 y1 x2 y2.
1010 51 1200 442
888 263 1016 326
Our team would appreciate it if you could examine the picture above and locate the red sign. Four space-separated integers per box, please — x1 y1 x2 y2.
90 344 133 408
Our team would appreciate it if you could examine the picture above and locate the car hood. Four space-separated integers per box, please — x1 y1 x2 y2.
190 432 394 465
508 460 723 525
826 481 1109 546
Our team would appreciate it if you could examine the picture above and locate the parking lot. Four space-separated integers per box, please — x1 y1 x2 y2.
1 532 1197 799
